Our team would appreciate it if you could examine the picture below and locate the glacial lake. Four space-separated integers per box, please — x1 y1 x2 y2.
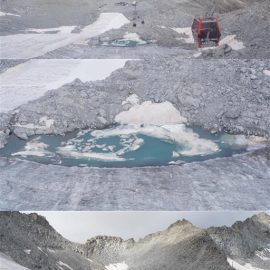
0 124 247 168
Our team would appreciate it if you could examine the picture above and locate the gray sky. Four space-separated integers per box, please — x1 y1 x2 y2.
25 211 268 244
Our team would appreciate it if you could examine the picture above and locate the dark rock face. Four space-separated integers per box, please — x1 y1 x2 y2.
208 213 270 269
1 212 270 270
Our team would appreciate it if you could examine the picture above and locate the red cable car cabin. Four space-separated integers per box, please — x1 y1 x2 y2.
192 16 221 48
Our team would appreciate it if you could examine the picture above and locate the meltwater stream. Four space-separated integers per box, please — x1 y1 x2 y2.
0 124 247 168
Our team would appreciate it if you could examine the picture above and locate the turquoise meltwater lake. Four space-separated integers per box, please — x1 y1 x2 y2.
0 124 247 168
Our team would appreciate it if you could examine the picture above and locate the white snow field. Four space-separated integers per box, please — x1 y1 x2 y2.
0 252 30 270
0 13 130 59
0 59 129 113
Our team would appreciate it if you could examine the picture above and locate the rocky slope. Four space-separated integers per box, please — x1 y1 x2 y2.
9 58 270 142
208 212 270 269
0 212 270 270
0 212 92 270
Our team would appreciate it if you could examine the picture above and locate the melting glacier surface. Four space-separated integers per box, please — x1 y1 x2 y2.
0 124 248 168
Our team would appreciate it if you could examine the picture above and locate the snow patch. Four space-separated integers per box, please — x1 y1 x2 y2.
39 117 54 128
0 13 129 59
47 248 56 253
122 94 139 105
227 258 264 270
12 138 52 157
263 70 270 76
23 249 31 255
220 134 269 149
0 11 20 17
105 262 129 270
26 26 76 34
172 27 194 43
0 59 129 113
115 101 187 125
0 252 30 270
220 35 245 50
57 144 126 162
255 248 270 261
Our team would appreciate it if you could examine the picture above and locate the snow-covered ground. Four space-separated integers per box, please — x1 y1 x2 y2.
0 59 129 113
0 252 30 270
0 13 129 59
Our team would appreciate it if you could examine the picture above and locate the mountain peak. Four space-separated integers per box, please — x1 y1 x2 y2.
168 218 194 230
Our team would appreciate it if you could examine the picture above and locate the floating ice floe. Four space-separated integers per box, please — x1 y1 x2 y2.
0 59 129 113
57 144 126 162
12 139 53 157
0 13 130 59
92 124 219 157
105 262 129 270
113 101 219 156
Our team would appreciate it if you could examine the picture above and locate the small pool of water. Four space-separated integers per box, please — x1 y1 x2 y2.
0 124 247 168
102 39 147 47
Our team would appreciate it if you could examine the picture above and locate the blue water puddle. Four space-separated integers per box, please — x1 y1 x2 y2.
0 124 248 168
102 39 147 47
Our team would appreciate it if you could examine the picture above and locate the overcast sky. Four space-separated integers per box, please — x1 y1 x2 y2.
24 211 268 244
